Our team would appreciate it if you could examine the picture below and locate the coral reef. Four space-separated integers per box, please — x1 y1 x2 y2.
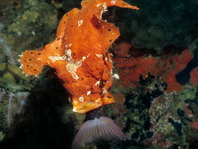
0 0 198 148
0 0 58 64
105 73 198 149
148 93 188 148
0 90 29 128
110 41 198 148
113 42 193 92
190 67 198 86
0 62 30 141
0 33 16 65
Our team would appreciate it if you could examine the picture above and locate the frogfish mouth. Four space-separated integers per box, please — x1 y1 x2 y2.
19 0 139 148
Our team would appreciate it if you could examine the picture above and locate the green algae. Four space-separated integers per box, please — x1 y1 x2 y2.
0 0 58 64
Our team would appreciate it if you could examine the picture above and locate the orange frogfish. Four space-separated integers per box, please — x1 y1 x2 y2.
20 0 138 148
20 0 138 114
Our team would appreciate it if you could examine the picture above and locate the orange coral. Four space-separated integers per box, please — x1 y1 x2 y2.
19 0 139 113
113 42 157 87
184 105 193 118
114 56 156 86
162 50 192 92
113 42 192 92
113 42 132 58
190 119 198 130
190 67 198 86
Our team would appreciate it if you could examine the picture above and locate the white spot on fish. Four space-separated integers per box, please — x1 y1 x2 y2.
79 97 84 102
113 73 119 79
19 65 23 69
86 91 91 95
65 43 72 48
110 0 116 5
65 49 88 80
49 55 66 62
95 54 103 58
102 87 108 95
78 20 83 27
95 81 100 86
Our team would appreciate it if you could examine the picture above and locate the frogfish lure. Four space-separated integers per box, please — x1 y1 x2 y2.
19 0 139 148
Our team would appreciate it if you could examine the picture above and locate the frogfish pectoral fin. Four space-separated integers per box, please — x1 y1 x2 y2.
19 50 45 76
72 116 126 149
19 29 64 77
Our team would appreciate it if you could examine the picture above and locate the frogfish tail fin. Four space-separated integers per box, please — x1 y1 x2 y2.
19 50 44 76
72 116 126 149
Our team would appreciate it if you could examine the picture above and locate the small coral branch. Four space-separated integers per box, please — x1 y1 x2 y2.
0 89 29 128
0 23 16 65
